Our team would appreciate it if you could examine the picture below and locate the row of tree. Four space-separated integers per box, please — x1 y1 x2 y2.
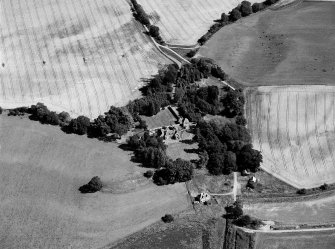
130 0 164 44
198 0 280 45
8 103 132 138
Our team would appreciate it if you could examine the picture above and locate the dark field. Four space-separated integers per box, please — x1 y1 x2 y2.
199 1 335 86
254 229 335 249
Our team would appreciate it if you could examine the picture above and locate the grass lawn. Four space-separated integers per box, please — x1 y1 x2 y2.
0 115 190 249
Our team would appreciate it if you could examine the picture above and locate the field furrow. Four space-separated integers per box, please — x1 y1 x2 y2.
247 86 335 188
138 0 261 45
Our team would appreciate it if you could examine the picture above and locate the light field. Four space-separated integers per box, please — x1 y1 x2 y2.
137 0 260 45
0 0 169 118
254 229 335 249
0 115 190 249
246 86 335 188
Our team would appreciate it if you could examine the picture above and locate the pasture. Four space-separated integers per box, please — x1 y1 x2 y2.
0 0 169 118
198 1 335 86
0 115 190 249
137 0 260 45
254 229 335 249
246 85 335 188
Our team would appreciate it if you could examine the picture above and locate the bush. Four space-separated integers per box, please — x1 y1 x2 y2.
144 170 154 178
58 111 71 124
78 176 103 193
229 9 242 22
221 13 229 22
0 106 2 114
149 25 160 38
161 214 174 223
320 183 329 191
225 201 243 219
68 115 91 135
186 49 197 58
236 115 247 126
297 188 307 195
239 1 252 17
233 215 264 229
264 0 279 6
252 2 265 12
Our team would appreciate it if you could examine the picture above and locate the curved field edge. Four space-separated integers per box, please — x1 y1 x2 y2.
0 0 170 119
0 115 191 249
137 0 262 45
246 85 335 189
197 1 335 86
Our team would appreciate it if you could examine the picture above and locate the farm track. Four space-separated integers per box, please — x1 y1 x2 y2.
247 86 335 188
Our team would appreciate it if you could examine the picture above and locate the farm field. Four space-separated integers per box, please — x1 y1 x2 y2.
0 0 170 119
137 0 260 45
254 229 335 249
244 194 335 225
198 1 335 86
246 85 335 188
0 115 190 249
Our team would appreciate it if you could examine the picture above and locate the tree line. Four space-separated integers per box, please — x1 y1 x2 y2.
198 0 280 45
130 0 164 44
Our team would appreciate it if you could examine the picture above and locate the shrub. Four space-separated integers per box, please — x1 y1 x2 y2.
225 201 243 219
229 9 242 22
320 183 329 191
149 25 160 38
297 188 307 195
236 115 247 126
233 215 264 229
162 214 174 223
0 106 2 114
68 115 91 135
144 170 154 178
264 0 279 6
58 111 71 124
186 49 197 58
252 2 265 12
78 176 103 193
221 13 229 22
239 1 253 17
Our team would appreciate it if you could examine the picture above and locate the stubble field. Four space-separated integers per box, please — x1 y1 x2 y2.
198 1 335 86
0 115 190 249
246 86 335 188
0 0 169 118
137 0 260 45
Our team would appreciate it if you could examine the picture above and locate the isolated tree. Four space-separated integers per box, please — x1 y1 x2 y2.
162 214 174 223
229 9 242 22
78 176 103 193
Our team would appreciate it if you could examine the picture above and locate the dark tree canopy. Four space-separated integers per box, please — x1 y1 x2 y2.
237 144 263 172
78 176 103 193
69 115 91 135
229 9 242 22
239 1 252 17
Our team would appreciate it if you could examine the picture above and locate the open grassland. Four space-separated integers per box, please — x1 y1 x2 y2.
198 1 335 86
244 194 335 225
246 86 335 188
137 0 260 45
140 108 177 130
0 0 169 118
254 229 335 249
0 115 190 249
